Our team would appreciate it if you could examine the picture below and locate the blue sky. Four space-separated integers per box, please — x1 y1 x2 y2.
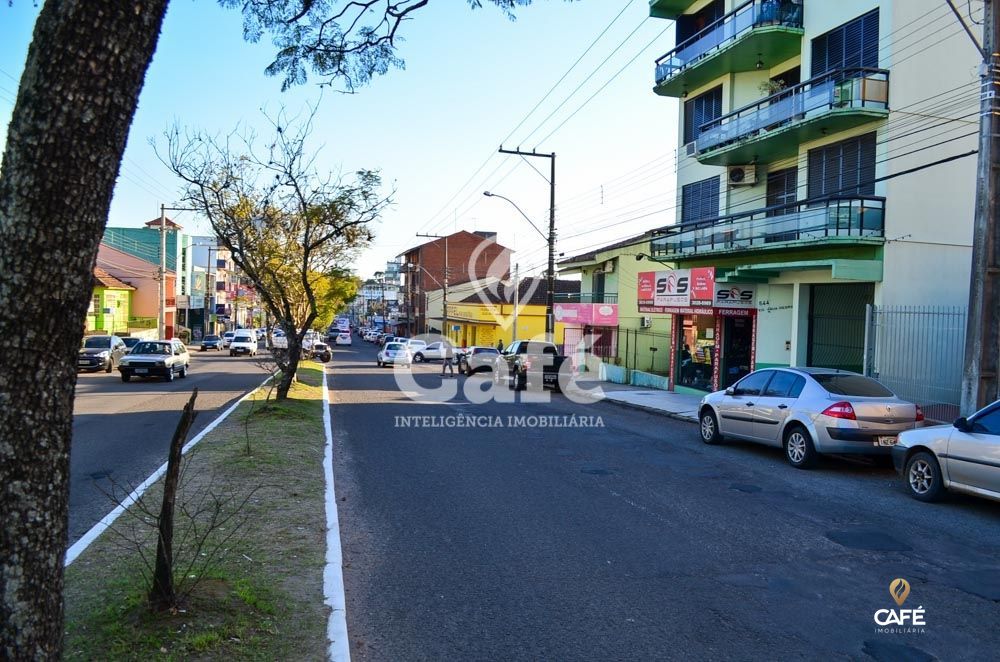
0 0 679 279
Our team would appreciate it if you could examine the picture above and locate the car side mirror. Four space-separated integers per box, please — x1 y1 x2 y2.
953 416 969 432
725 388 735 396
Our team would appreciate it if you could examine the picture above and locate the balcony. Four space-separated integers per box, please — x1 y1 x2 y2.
554 293 619 304
650 196 886 258
649 0 695 20
695 68 889 165
654 0 803 98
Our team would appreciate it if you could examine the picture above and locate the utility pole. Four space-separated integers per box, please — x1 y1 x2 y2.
159 205 167 339
417 232 450 341
959 0 1000 414
512 262 519 341
498 147 556 343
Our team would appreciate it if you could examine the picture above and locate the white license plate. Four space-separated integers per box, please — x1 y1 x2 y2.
877 436 897 446
78 360 89 365
135 368 148 374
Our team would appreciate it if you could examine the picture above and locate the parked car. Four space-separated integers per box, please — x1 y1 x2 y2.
121 337 141 351
222 331 236 348
459 346 500 375
494 340 568 392
377 341 411 367
230 330 258 357
200 334 223 351
413 341 446 362
334 332 352 346
698 368 924 469
406 338 427 355
118 339 190 382
893 399 1000 503
311 341 332 362
78 335 128 373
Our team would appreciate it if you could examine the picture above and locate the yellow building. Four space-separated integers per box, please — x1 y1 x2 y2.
440 277 580 349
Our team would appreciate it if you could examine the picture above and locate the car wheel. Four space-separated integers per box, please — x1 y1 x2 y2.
165 367 174 382
180 364 188 379
784 425 817 469
514 371 526 391
414 353 424 363
377 360 383 367
121 373 130 383
905 451 946 502
106 358 114 374
699 409 723 445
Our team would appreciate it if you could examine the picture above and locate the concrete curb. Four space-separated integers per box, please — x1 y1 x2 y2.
594 396 699 425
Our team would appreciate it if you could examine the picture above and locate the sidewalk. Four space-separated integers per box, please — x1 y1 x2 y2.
572 378 702 423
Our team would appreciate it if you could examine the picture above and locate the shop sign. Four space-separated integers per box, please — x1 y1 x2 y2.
554 303 619 326
690 267 715 306
714 283 756 308
638 269 690 307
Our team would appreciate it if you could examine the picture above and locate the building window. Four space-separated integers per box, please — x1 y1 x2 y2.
91 294 100 314
683 85 722 145
675 0 725 44
681 176 721 224
811 9 879 78
807 132 876 199
766 167 798 216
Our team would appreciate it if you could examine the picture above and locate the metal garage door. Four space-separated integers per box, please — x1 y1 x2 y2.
807 283 874 373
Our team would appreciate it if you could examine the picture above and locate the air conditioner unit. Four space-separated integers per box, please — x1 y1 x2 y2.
640 316 652 328
685 142 697 157
602 260 615 274
728 165 757 186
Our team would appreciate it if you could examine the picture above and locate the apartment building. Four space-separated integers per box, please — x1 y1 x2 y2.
646 0 979 394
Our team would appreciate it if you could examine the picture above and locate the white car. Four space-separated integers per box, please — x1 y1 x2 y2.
334 332 352 346
377 341 411 367
412 341 446 362
222 331 235 348
230 330 258 357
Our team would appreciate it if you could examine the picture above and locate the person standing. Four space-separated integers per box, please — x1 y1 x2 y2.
441 340 455 377
496 338 505 352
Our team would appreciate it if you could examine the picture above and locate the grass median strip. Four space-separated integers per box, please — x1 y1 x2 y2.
64 363 331 660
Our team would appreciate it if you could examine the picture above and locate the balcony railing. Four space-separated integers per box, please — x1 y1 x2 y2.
650 196 885 257
696 68 889 157
128 316 157 329
655 0 803 87
554 293 619 304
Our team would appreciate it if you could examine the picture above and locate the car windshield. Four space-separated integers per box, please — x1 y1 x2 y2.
83 337 111 348
812 373 894 397
134 342 171 355
122 338 140 347
386 343 405 350
473 348 499 354
205 335 220 341
234 335 254 341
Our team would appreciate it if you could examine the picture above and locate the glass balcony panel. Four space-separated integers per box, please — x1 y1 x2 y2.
654 0 804 88
696 69 889 161
650 196 885 257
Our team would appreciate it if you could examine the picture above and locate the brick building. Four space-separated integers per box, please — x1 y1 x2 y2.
399 230 510 335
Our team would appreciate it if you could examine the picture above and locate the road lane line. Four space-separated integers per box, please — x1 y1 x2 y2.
321 367 351 662
64 374 274 567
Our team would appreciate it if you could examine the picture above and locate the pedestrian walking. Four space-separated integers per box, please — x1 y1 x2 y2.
441 341 455 377
496 339 505 352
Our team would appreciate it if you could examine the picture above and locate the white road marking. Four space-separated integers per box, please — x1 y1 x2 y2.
322 368 351 662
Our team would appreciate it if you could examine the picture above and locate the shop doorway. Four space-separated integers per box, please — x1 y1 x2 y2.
721 317 753 387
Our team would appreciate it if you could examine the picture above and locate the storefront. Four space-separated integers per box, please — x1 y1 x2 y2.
555 301 619 366
637 267 758 393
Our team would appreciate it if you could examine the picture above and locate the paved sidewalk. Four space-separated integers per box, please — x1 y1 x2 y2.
572 379 703 423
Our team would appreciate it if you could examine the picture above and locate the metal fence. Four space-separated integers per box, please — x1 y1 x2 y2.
864 305 967 421
562 326 672 377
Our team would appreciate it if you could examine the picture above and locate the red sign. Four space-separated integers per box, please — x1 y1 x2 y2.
690 267 715 306
637 271 656 304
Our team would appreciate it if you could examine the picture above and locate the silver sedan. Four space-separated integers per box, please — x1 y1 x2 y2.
893 400 1000 503
699 367 923 469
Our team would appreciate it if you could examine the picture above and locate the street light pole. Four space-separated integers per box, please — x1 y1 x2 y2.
496 148 556 343
416 233 450 340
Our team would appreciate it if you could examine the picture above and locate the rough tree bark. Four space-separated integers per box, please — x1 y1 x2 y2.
0 1 169 657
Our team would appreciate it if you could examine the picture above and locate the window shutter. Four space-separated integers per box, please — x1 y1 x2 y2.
811 9 879 77
682 176 720 224
683 86 723 144
807 132 877 199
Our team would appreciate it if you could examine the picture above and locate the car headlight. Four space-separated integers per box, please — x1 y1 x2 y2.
119 359 129 366
156 361 165 367
98 351 110 358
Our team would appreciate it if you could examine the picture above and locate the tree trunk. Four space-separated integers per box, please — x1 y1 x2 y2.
0 1 169 657
277 340 302 400
149 390 198 611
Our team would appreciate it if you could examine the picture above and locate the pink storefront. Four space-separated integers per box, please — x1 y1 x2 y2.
556 301 619 366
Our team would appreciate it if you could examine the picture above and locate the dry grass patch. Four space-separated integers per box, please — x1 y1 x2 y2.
64 363 331 661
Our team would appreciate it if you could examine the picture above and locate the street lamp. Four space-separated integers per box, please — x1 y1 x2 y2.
484 190 556 342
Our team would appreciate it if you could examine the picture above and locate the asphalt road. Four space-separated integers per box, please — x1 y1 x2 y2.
331 339 1000 661
70 345 271 544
